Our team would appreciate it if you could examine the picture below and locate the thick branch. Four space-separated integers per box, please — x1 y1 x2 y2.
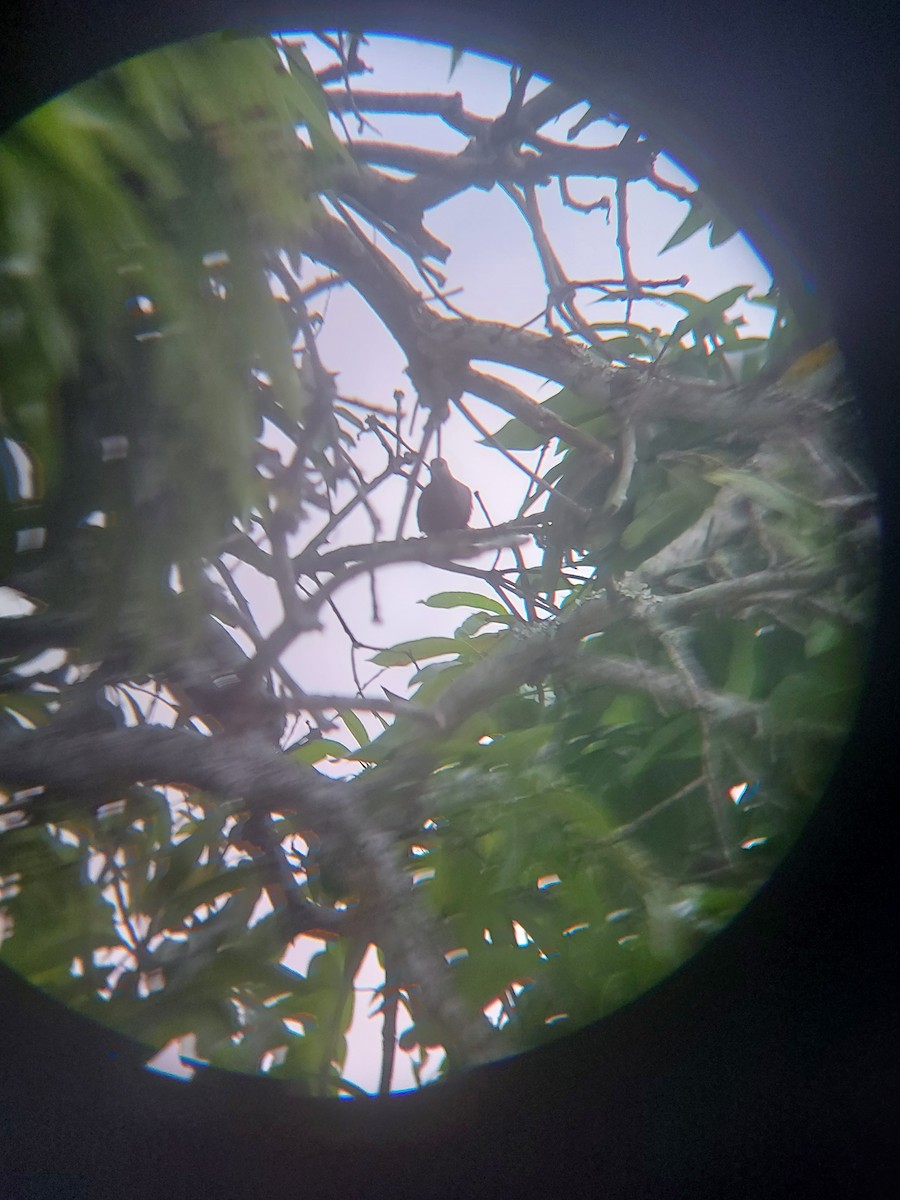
305 213 819 451
568 654 761 724
293 522 538 579
0 724 347 835
326 87 486 137
399 131 657 213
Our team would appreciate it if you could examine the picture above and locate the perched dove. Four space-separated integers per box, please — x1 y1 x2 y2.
417 457 472 535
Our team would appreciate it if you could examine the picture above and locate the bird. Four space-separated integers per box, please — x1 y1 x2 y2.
416 457 472 535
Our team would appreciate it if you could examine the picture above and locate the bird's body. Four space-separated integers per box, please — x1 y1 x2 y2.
417 457 472 534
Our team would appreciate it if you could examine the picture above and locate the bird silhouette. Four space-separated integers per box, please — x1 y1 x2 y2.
417 457 472 535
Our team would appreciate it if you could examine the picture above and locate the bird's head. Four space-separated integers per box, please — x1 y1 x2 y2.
429 457 450 475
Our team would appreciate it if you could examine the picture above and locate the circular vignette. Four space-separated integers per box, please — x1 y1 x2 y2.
0 0 897 1190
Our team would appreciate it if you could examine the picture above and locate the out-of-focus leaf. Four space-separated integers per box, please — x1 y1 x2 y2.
600 693 653 726
704 468 806 518
448 48 466 79
724 621 759 699
407 661 467 706
0 692 53 726
369 636 472 667
457 610 507 638
600 334 654 361
291 737 352 764
338 709 370 748
709 213 738 246
619 713 698 784
420 590 510 617
153 860 268 930
656 286 751 354
487 388 605 451
768 670 856 733
804 617 844 659
660 198 712 252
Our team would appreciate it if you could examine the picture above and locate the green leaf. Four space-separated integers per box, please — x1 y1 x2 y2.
724 621 759 698
488 418 547 452
457 610 506 637
147 998 235 1057
407 661 467 704
539 786 616 842
704 468 804 518
600 694 652 726
658 286 751 354
768 670 856 733
587 320 658 338
600 334 654 361
538 388 599 426
291 737 352 764
804 618 845 659
619 713 698 783
155 859 267 928
709 214 739 247
454 943 538 1008
420 590 510 617
343 717 411 763
274 42 351 166
0 692 53 726
660 199 712 252
143 810 226 905
618 482 708 556
487 388 604 451
661 198 739 253
339 708 370 748
473 726 556 771
369 637 470 667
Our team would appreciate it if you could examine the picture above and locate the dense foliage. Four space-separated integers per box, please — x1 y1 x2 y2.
0 32 877 1095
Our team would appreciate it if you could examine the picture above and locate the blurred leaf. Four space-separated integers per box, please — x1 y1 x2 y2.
0 691 53 726
154 860 267 930
600 693 653 726
804 617 844 659
724 621 759 699
619 713 698 784
660 198 713 252
705 468 807 518
448 48 466 80
709 213 738 247
600 334 654 361
768 670 856 733
420 590 510 617
487 388 606 451
291 737 352 764
407 661 468 706
339 708 370 748
619 466 717 558
457 610 506 637
657 286 751 355
369 636 473 667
